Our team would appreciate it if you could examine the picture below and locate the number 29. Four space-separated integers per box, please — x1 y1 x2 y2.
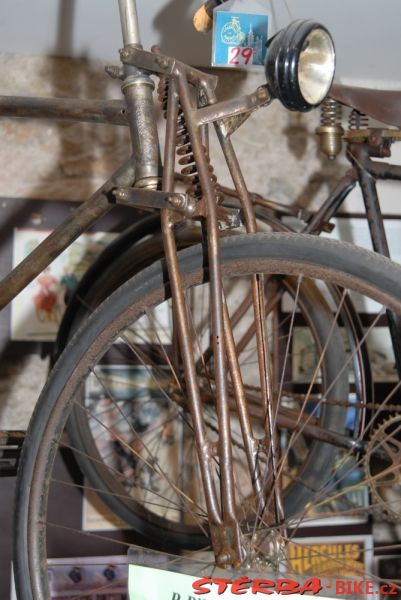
228 46 253 66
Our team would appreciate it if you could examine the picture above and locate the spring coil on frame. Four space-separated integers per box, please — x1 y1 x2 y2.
316 97 344 160
349 108 369 130
320 97 343 127
157 75 218 200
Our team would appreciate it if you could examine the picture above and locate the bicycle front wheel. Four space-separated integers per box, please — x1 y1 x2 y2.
15 233 401 599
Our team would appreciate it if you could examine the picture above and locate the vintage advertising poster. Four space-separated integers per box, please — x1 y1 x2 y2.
287 534 374 583
11 228 115 341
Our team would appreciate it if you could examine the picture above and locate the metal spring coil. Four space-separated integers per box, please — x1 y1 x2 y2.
158 76 218 200
320 97 342 126
349 108 369 130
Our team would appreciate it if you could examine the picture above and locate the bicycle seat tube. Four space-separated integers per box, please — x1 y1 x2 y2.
118 0 161 189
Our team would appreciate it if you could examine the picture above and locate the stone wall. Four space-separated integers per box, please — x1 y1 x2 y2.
0 53 344 428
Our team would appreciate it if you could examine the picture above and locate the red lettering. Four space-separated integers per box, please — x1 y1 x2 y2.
251 579 275 594
381 584 398 596
192 577 211 595
231 577 251 594
242 47 253 64
365 581 374 594
213 578 232 595
336 581 345 595
275 579 299 595
228 47 240 65
299 578 323 595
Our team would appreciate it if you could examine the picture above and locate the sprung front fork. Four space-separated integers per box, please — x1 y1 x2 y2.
160 73 244 567
119 38 283 565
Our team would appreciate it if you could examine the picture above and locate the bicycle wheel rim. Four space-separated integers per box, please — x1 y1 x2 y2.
16 232 401 600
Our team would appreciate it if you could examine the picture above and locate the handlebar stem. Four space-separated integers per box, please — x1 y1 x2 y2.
118 0 141 47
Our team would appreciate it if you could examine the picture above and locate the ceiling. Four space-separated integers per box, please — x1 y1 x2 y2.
1 0 401 88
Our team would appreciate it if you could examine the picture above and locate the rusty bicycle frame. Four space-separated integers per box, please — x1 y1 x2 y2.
0 0 285 567
3 0 401 571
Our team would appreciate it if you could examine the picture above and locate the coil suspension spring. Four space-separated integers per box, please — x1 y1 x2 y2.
316 97 344 160
157 75 218 200
320 97 343 127
349 108 369 130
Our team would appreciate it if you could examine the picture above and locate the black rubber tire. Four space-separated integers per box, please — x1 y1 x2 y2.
15 233 401 600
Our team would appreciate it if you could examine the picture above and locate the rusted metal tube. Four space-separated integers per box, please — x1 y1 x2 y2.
159 77 222 528
215 124 285 524
0 158 135 310
122 75 161 189
222 298 265 513
178 75 238 533
196 87 271 126
0 95 127 125
369 161 401 180
121 46 218 98
303 169 357 234
353 144 401 377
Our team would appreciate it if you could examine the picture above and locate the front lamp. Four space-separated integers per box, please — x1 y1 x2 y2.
264 20 335 112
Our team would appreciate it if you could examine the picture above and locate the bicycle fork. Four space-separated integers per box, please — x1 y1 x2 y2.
160 73 245 567
118 0 284 567
158 69 285 567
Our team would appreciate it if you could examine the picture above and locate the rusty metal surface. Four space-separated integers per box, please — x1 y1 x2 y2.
178 71 243 565
9 33 401 577
121 45 218 96
122 74 161 189
351 144 401 378
160 76 224 536
0 95 127 125
222 298 265 514
303 169 357 234
216 123 285 525
196 86 271 128
113 187 196 214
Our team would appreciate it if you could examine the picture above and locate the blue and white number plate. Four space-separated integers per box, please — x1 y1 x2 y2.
212 11 268 68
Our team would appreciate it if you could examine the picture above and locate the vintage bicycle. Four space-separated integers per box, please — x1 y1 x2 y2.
4 1 401 598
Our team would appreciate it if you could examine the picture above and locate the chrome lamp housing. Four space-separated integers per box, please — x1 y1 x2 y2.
265 20 335 112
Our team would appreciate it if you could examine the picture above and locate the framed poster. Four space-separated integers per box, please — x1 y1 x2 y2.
0 197 140 354
287 534 375 592
11 228 115 341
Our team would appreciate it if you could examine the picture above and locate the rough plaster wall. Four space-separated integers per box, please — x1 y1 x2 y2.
0 53 344 429
0 53 344 204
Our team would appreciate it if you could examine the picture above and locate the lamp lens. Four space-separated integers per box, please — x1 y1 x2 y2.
298 28 335 105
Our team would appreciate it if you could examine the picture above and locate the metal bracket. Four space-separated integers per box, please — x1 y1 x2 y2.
345 127 401 144
119 45 218 96
113 187 242 229
105 65 125 80
113 187 198 215
216 206 242 230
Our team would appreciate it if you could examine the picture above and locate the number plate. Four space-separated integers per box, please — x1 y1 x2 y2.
212 11 268 68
